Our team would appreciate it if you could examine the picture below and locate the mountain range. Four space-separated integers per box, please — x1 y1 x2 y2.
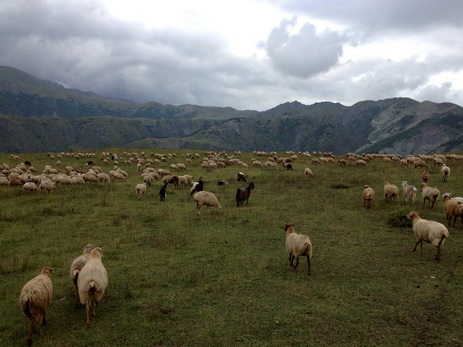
1 65 462 155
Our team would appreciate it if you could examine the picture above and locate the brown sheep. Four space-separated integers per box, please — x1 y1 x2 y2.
363 185 375 209
19 267 53 346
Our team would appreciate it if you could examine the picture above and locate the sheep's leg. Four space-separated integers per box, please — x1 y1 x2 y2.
293 257 299 272
307 256 311 275
288 254 295 270
86 300 91 328
412 240 421 253
42 311 47 326
435 246 441 261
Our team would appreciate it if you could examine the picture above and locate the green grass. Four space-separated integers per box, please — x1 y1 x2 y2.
1 150 463 346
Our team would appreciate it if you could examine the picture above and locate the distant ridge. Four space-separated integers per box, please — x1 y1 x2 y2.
0 65 462 155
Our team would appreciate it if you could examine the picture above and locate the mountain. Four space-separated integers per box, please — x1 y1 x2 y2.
1 65 462 155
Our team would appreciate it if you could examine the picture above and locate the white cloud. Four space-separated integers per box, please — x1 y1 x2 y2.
0 0 462 110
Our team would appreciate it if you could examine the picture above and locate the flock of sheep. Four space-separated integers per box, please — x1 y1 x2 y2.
362 161 461 262
4 149 463 345
19 244 107 346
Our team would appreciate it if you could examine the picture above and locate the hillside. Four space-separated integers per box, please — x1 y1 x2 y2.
1 66 463 155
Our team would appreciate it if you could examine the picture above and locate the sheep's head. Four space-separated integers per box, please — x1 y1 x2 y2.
284 223 295 232
41 266 54 277
90 247 104 258
407 211 420 222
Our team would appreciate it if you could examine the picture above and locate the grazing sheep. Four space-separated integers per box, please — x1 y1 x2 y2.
217 179 228 186
190 178 203 196
39 178 56 193
420 182 440 209
363 185 375 209
159 183 167 202
163 175 179 189
236 181 255 207
70 244 94 307
441 164 450 182
284 223 312 275
193 190 222 215
356 159 367 166
421 170 430 183
442 193 463 229
77 247 108 328
407 211 449 261
19 267 53 346
284 163 293 170
23 182 38 193
383 181 399 203
401 181 417 204
237 172 246 182
135 183 147 200
303 168 314 176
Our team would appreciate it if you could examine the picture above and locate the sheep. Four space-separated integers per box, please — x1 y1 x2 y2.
421 170 430 183
19 267 53 346
70 244 94 307
190 178 203 196
23 182 38 193
407 211 449 261
135 183 147 200
237 172 246 182
420 182 440 209
284 223 312 275
303 168 314 176
383 181 399 203
39 178 56 193
159 183 167 202
441 164 450 182
217 179 228 186
162 174 179 189
0 176 10 186
193 190 222 215
442 193 463 229
401 181 417 204
236 181 255 207
363 185 375 209
77 247 108 328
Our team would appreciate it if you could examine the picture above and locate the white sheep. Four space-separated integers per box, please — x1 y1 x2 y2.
39 178 56 193
303 168 314 176
284 223 312 275
135 183 147 200
401 181 417 204
78 247 108 328
70 244 94 307
383 181 399 203
420 182 440 209
19 266 53 346
407 211 449 261
363 185 375 209
441 164 450 182
23 182 38 193
193 190 222 215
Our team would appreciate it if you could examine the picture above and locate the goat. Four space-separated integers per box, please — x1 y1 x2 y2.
236 181 255 207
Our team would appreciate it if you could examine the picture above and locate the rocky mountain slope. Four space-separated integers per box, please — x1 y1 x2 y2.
1 65 462 155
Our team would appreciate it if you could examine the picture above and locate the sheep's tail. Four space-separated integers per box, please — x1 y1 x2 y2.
88 280 97 293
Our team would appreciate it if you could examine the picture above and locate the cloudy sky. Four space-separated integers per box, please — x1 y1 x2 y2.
1 0 463 111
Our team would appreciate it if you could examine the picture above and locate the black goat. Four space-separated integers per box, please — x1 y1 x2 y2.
159 183 167 202
236 181 255 207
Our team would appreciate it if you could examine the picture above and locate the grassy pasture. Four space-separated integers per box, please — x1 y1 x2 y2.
1 149 463 346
